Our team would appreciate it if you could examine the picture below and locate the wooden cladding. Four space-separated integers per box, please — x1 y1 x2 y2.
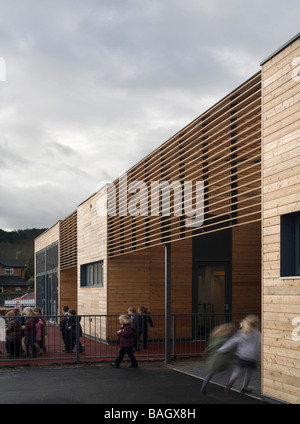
261 35 300 404
59 211 77 270
108 72 262 257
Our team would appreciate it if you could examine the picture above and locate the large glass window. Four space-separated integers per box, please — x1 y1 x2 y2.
81 261 103 287
36 250 46 275
36 243 58 276
35 242 59 315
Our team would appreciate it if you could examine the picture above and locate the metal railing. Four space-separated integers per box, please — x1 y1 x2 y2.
0 312 260 365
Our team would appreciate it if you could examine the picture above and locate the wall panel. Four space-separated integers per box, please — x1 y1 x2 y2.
77 188 108 341
261 34 300 404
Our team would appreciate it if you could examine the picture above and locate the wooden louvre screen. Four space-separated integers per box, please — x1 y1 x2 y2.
59 210 78 269
108 72 262 258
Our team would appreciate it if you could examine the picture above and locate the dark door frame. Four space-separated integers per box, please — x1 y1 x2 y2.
192 260 232 339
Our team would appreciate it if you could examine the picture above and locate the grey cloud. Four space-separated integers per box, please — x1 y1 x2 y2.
0 142 26 168
0 0 299 229
44 142 77 158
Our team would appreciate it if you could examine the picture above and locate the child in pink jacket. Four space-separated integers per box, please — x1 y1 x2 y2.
111 314 138 368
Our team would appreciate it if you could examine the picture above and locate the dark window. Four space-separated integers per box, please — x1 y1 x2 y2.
281 211 300 277
80 261 104 287
36 242 58 276
295 215 300 275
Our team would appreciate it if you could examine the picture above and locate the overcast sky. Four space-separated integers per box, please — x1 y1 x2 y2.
0 0 299 231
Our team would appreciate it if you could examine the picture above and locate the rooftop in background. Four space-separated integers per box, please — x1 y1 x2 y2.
0 275 28 287
0 259 26 268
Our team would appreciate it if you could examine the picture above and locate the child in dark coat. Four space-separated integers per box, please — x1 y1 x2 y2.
22 307 39 358
5 310 22 358
128 306 138 351
111 314 138 368
137 305 154 350
64 309 85 353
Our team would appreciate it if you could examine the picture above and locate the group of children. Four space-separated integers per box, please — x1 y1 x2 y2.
4 304 259 394
4 306 47 358
111 305 154 368
3 305 84 358
4 304 151 362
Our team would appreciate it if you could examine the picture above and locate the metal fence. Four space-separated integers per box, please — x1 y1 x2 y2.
0 312 260 365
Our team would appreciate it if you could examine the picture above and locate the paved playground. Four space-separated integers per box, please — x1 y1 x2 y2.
0 360 265 407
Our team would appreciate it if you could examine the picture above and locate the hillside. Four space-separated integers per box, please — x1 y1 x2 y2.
0 228 47 264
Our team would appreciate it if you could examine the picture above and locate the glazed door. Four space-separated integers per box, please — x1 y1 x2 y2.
194 262 231 338
44 273 58 317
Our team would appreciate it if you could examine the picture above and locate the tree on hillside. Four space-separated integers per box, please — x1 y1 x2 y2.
24 253 34 281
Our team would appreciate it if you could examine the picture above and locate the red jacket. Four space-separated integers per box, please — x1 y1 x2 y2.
118 324 135 347
24 317 38 338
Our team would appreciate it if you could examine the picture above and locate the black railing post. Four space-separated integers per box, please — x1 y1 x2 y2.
165 243 171 364
75 315 80 364
172 314 176 359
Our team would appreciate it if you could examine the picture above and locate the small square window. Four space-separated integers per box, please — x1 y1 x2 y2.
281 211 300 277
80 261 104 287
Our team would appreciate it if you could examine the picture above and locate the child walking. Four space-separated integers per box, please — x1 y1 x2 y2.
111 314 138 368
219 314 261 394
200 322 236 395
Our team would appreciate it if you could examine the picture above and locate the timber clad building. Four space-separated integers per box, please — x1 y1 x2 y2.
35 34 300 404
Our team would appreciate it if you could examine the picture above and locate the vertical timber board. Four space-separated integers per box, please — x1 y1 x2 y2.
60 267 77 312
106 239 193 339
232 223 261 314
59 211 78 312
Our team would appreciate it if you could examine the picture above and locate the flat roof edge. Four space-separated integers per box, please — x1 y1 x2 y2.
34 221 61 241
260 32 300 66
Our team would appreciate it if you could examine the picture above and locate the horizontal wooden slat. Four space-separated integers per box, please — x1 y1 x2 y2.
59 211 77 269
108 73 262 257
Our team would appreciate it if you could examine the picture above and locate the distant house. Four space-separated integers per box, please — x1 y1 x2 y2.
0 259 28 292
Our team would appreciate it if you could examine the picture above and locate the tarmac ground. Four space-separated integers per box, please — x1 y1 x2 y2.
0 359 266 408
170 357 262 400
